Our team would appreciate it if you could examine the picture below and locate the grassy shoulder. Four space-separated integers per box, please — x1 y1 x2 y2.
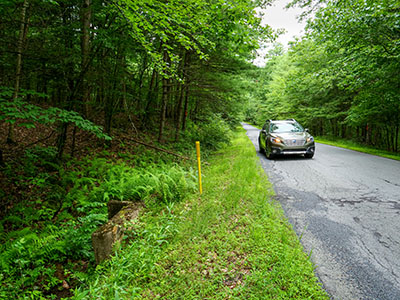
76 128 328 299
315 136 400 161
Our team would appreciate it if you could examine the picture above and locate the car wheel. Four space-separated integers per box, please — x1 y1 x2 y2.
305 153 314 159
266 148 274 159
258 137 265 154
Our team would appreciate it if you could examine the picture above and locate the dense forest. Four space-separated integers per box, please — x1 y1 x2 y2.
0 0 273 298
246 0 400 153
0 0 273 159
1 0 399 298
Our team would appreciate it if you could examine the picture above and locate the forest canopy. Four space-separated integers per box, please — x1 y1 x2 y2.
246 0 400 152
0 0 274 160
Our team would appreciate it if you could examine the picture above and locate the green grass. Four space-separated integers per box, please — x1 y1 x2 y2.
315 136 400 161
74 128 328 299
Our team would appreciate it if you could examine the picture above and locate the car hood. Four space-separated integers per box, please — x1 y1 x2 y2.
272 132 309 140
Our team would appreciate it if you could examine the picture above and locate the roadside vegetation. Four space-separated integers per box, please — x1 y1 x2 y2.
0 125 329 299
1 0 276 298
73 129 329 299
1 0 397 298
244 0 400 156
0 119 232 299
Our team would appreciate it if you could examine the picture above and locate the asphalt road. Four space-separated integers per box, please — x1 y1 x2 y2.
243 123 400 300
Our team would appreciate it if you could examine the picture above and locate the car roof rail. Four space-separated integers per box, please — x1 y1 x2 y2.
285 118 296 122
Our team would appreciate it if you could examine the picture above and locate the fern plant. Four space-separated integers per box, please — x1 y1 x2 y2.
0 153 196 299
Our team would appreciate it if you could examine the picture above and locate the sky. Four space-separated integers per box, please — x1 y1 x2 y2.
253 0 306 66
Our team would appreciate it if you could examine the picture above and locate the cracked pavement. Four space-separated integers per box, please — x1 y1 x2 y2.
243 123 400 300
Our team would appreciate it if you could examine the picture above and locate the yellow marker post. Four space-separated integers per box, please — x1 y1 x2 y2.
195 141 202 195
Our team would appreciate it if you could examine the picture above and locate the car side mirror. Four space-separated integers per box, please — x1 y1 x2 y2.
305 128 309 132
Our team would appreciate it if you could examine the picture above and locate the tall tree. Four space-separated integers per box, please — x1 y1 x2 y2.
7 0 29 144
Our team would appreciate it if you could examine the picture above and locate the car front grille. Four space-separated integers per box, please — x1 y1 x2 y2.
285 139 305 146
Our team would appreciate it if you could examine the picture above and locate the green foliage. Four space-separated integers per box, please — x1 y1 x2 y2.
0 227 66 299
100 163 196 205
241 0 400 152
1 0 276 160
0 89 111 140
178 115 232 153
73 203 180 299
0 152 196 299
73 129 328 299
114 0 273 78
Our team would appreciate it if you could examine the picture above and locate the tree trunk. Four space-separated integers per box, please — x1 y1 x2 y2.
384 125 390 151
81 0 91 117
137 54 148 104
56 123 69 160
142 67 158 126
174 83 185 141
7 0 29 144
341 124 346 139
181 83 189 131
174 51 187 141
104 50 124 146
0 149 4 167
158 49 169 142
70 126 77 157
158 77 168 143
364 124 369 144
56 7 76 160
395 124 399 153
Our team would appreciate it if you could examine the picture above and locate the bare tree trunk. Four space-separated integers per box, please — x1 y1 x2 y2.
395 124 399 153
174 83 184 141
0 150 4 167
56 122 69 160
175 51 187 141
81 0 91 117
158 77 168 143
137 54 148 104
181 83 189 131
158 49 169 142
142 67 158 126
56 6 76 160
364 124 369 144
7 0 29 144
341 124 346 139
67 0 92 157
70 125 77 157
385 126 391 151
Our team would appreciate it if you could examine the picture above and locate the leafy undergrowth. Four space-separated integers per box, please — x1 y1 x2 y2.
0 149 196 300
0 115 233 299
75 128 329 299
315 136 400 161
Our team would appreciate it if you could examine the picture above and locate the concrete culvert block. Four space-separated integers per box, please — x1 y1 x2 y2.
92 202 143 264
107 200 132 219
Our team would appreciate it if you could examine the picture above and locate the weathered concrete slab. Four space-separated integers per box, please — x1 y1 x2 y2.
92 201 142 264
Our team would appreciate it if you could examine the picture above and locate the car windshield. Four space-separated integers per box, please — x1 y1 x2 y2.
270 122 304 133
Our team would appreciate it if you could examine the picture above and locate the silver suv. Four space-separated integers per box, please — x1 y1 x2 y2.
258 119 315 159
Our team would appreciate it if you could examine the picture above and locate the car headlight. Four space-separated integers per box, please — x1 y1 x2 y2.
306 137 314 143
271 137 282 144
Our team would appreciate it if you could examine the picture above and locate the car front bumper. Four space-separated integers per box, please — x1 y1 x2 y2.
270 145 315 155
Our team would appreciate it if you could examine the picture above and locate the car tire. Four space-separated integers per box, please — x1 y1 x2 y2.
305 153 314 159
258 137 265 154
266 148 274 159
